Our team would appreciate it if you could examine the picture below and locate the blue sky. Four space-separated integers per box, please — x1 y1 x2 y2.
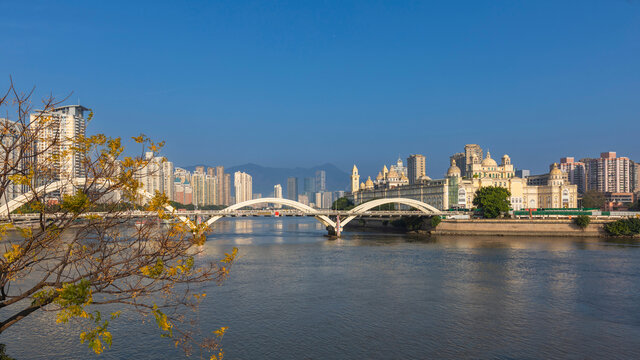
1 0 639 178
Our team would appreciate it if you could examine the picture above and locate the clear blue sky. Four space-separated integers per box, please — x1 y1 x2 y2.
1 0 639 178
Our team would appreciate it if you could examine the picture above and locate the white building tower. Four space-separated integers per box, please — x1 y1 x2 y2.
351 165 360 194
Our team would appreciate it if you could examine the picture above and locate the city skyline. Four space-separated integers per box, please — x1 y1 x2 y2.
1 1 639 176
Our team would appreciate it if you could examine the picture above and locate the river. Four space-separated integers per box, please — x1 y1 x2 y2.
2 217 640 359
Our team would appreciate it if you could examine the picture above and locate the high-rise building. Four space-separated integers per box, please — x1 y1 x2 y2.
632 161 640 193
315 170 326 192
141 152 164 198
213 166 231 205
314 192 322 208
321 191 333 209
350 165 360 193
273 184 283 198
234 171 252 204
206 175 217 205
195 166 205 174
407 154 426 184
0 118 25 204
303 177 315 194
287 177 298 200
223 173 231 205
192 171 206 206
463 144 483 178
207 167 215 176
30 105 89 193
558 157 586 194
273 184 283 209
582 152 632 193
162 160 175 201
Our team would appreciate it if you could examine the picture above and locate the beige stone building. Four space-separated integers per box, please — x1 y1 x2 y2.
348 151 578 211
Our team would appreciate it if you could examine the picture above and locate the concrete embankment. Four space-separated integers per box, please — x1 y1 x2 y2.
433 219 611 237
344 217 618 237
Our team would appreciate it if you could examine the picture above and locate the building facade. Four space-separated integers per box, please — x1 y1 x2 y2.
287 177 298 200
407 154 427 185
30 105 89 194
583 152 632 193
234 171 253 204
348 153 577 211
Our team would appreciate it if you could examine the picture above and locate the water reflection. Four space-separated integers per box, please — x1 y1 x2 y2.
3 217 640 359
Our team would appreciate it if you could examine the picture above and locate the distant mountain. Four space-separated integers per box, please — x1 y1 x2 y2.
182 163 350 196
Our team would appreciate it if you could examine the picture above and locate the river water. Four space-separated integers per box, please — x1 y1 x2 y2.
2 217 640 359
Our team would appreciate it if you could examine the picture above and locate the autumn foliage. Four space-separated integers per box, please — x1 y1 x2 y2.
0 80 236 358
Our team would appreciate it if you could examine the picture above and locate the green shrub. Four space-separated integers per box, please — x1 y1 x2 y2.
430 215 442 228
604 218 640 236
574 215 590 229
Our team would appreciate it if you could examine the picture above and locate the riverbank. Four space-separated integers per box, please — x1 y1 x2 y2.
432 218 612 237
344 217 626 237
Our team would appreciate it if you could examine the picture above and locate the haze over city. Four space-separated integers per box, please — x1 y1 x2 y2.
1 0 639 177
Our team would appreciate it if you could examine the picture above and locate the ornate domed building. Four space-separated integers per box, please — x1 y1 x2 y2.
348 146 577 211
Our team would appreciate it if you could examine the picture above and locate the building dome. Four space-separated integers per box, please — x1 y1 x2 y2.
548 163 564 186
481 151 498 167
447 159 461 177
417 175 432 182
365 176 374 189
376 172 384 181
400 173 408 181
359 182 365 190
502 154 511 165
387 169 399 179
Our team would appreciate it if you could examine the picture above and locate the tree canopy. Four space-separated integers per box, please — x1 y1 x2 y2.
472 186 511 218
332 197 354 210
0 81 236 359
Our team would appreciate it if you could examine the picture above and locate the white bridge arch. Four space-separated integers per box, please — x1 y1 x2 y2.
339 198 441 228
203 197 336 229
1 179 442 237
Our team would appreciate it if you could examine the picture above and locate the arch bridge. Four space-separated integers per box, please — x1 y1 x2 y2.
0 179 443 237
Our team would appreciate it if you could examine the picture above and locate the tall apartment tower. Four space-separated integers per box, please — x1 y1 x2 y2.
273 184 283 209
582 152 632 193
351 165 360 193
214 166 231 205
633 161 640 193
315 170 326 192
234 171 252 204
303 177 315 194
162 160 175 201
223 173 231 205
206 175 217 205
558 157 586 194
142 152 164 198
287 177 298 200
30 105 89 192
191 171 206 207
273 184 283 198
0 118 25 204
407 154 426 184
464 144 483 177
